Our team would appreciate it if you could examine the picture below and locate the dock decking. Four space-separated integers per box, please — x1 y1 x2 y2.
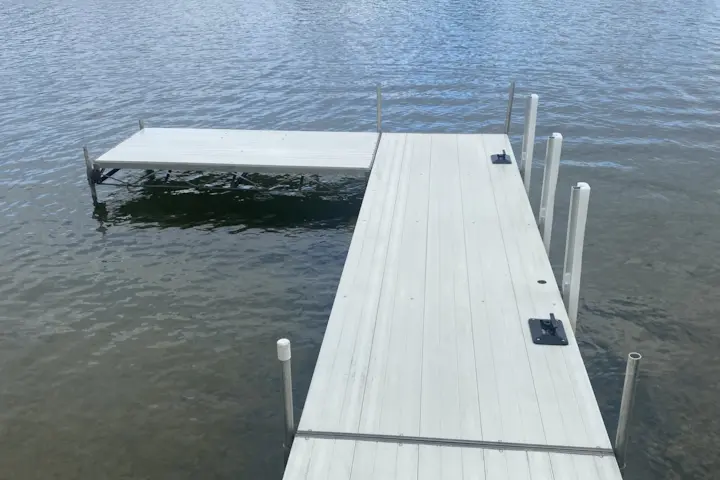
283 133 622 479
94 128 378 174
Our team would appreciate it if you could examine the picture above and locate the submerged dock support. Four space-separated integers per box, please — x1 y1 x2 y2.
83 146 99 206
277 338 295 464
504 80 516 134
562 182 591 330
538 133 563 253
520 94 538 193
615 352 642 470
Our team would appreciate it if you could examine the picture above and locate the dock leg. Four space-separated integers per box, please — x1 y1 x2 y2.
83 146 99 207
504 80 516 135
538 133 563 254
520 94 539 193
139 119 145 130
376 85 382 133
615 352 642 470
562 182 590 331
277 338 295 465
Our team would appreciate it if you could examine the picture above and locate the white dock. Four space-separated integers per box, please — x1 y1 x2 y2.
84 87 637 478
282 133 623 479
95 128 378 174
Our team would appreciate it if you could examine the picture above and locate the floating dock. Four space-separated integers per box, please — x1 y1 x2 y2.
83 86 638 479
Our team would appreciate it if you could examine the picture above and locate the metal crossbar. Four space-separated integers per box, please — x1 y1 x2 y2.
96 170 354 197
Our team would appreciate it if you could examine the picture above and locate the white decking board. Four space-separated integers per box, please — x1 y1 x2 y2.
94 128 378 174
287 133 620 479
284 438 622 480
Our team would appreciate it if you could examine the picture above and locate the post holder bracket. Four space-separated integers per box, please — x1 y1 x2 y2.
491 150 512 165
529 314 568 346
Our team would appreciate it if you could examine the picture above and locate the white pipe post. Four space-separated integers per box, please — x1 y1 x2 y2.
277 338 294 464
615 352 642 470
538 133 563 254
562 182 591 331
504 80 516 135
376 85 382 133
520 94 539 194
83 146 98 206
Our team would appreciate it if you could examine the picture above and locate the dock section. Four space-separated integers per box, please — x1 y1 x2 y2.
284 133 623 479
94 128 379 174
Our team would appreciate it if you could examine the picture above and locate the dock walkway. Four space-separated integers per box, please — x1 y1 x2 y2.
283 133 622 479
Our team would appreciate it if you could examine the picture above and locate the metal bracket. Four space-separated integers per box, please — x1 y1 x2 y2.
491 150 512 164
529 314 568 345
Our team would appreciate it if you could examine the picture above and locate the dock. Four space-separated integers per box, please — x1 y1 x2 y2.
82 86 639 479
283 132 621 479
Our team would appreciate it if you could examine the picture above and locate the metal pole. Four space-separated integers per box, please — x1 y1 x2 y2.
537 133 563 254
139 119 145 130
562 182 590 331
83 146 98 206
277 338 295 464
504 80 516 135
520 94 538 194
615 352 642 470
376 85 382 133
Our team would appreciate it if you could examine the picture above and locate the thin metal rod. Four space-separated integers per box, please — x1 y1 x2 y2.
83 146 98 206
504 80 516 135
520 94 539 193
562 182 591 331
538 133 563 253
277 338 295 465
297 430 614 457
139 119 145 130
615 352 642 470
376 85 382 133
99 168 121 183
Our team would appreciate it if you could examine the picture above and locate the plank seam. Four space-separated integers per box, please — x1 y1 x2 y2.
295 430 615 458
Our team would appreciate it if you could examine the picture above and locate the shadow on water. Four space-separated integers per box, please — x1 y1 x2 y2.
93 172 367 231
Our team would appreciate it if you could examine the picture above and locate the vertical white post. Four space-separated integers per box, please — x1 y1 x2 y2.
562 182 590 331
83 146 98 206
376 85 382 133
520 94 539 194
538 133 562 253
277 338 294 464
504 80 516 135
615 352 642 470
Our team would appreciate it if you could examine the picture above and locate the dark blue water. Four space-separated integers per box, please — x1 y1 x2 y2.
2 0 720 477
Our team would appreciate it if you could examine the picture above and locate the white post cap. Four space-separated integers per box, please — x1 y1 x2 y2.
277 338 291 361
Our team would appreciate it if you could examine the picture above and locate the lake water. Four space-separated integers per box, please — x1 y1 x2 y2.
2 0 720 478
